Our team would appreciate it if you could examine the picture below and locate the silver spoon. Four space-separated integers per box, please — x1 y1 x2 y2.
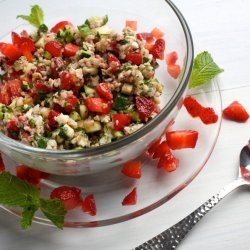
135 141 250 250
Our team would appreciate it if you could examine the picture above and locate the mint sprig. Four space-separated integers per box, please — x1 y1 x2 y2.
0 172 66 229
189 51 224 88
17 5 44 28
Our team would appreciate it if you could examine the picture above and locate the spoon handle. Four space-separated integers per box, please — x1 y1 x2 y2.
135 179 246 250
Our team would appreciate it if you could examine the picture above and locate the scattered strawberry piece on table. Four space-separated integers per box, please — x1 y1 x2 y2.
222 101 249 122
82 194 96 216
122 161 142 179
122 187 137 206
157 153 179 172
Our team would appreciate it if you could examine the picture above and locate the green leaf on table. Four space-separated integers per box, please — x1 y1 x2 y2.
21 205 38 229
40 198 66 229
189 51 224 88
17 5 44 28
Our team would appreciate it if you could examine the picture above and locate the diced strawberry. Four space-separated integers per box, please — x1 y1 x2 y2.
135 96 155 121
183 96 203 118
50 21 74 33
51 57 65 78
0 153 5 172
6 79 22 98
0 42 7 51
47 110 60 129
16 165 50 186
113 113 132 131
166 130 198 150
157 153 179 172
200 107 218 124
0 85 11 105
19 42 33 62
147 138 161 156
82 194 96 216
20 37 36 52
166 51 178 65
64 95 78 113
63 43 79 57
60 71 77 90
136 33 154 43
45 41 62 57
121 161 141 179
125 52 143 65
144 42 154 51
107 53 121 72
167 64 181 79
152 141 170 159
34 80 53 93
222 101 249 122
85 98 111 114
151 27 165 39
150 38 165 60
96 83 113 101
20 30 29 38
122 188 137 206
125 20 137 31
6 119 19 139
50 186 82 211
11 32 22 47
1 44 21 61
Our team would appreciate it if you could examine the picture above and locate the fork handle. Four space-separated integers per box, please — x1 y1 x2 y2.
135 178 246 250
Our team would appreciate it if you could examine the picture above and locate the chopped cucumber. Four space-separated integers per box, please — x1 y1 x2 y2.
69 111 81 121
84 85 95 96
78 24 91 37
85 15 108 29
79 105 88 119
79 50 91 58
113 131 124 139
92 25 112 36
80 119 101 133
113 93 130 111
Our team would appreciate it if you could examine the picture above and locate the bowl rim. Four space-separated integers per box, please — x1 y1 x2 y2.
0 0 194 158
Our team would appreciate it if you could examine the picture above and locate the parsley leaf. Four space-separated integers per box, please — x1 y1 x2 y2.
40 198 66 229
189 51 224 88
0 172 67 229
17 5 44 28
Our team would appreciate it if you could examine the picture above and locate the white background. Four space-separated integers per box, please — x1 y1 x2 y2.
1 0 250 249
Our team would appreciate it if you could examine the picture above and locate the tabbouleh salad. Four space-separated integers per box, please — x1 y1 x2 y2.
0 14 166 150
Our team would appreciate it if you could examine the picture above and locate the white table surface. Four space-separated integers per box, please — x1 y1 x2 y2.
1 0 250 249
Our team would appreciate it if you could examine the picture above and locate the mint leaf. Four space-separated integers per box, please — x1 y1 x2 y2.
40 198 66 229
21 205 38 229
189 51 224 88
0 172 39 207
17 5 44 28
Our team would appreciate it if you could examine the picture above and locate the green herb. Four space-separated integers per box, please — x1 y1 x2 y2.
189 51 224 88
117 39 128 45
143 57 149 63
38 24 48 33
113 93 130 111
0 172 66 229
29 119 36 127
37 136 48 148
17 5 44 28
79 49 91 58
78 24 91 37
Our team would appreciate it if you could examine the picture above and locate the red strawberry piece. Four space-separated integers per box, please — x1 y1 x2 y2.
0 153 5 172
125 53 143 65
63 43 79 57
96 83 113 101
47 110 60 129
6 79 22 98
167 64 181 79
45 41 63 57
0 85 11 105
151 27 165 39
113 113 132 131
121 161 142 179
50 186 82 211
150 38 165 60
200 107 218 124
147 138 161 156
50 21 74 33
82 194 96 216
11 32 22 47
122 187 137 206
64 95 78 113
6 119 19 139
125 20 137 31
166 130 198 150
60 71 77 91
85 97 111 114
183 96 203 118
19 42 33 62
107 53 121 72
157 153 179 172
166 51 178 65
34 80 53 93
1 43 21 61
223 101 249 122
152 141 171 159
135 96 155 121
16 165 50 186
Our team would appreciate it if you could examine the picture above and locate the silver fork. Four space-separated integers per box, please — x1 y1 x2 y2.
135 142 250 250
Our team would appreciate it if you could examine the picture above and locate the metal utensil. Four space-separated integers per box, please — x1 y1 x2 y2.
135 142 250 250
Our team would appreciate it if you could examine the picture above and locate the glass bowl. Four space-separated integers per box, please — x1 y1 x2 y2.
0 0 193 175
